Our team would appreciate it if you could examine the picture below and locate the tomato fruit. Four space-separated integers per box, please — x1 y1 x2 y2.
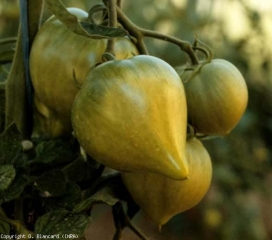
175 59 248 135
121 137 212 226
30 8 138 138
71 55 188 180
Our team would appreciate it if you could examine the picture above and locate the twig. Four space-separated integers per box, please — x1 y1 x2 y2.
104 0 117 59
0 37 17 45
115 6 199 64
112 202 148 240
87 4 107 24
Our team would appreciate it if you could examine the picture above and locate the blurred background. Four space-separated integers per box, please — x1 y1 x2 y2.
0 0 272 239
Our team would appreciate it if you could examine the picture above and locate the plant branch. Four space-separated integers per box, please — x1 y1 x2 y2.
117 0 122 8
114 7 148 54
6 0 44 139
87 4 107 24
112 202 148 240
116 7 199 64
0 37 17 45
105 0 117 58
0 212 34 237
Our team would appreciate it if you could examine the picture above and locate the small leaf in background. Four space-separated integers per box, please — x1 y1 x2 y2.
0 208 10 234
29 138 78 171
0 172 28 204
0 165 16 191
35 210 91 238
0 49 15 64
0 220 10 234
0 123 22 166
80 22 127 38
35 169 67 197
45 0 127 39
0 38 16 64
62 156 100 184
73 186 119 213
43 182 82 211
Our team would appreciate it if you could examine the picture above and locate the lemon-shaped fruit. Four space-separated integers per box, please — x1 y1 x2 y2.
121 137 212 226
72 55 188 180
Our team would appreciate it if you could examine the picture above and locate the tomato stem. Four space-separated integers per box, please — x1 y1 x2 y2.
117 0 122 8
112 202 148 240
116 6 199 64
105 0 117 58
5 0 44 139
0 37 17 45
87 4 107 24
193 46 210 60
194 37 214 62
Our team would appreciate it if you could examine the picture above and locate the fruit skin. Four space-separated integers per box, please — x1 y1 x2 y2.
71 55 188 180
175 59 248 135
121 137 212 226
30 8 138 138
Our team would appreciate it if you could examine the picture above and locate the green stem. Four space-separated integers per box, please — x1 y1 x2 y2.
112 202 148 240
87 4 107 24
193 46 209 60
5 0 44 139
116 7 199 64
193 37 214 62
105 0 117 57
0 212 34 238
117 0 122 8
5 26 29 138
0 37 17 45
115 7 148 54
14 198 25 229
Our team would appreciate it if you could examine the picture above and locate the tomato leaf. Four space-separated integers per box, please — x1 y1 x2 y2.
74 172 138 215
0 49 15 64
0 38 16 64
45 0 127 39
35 169 67 197
0 172 28 204
27 138 78 172
43 182 82 211
73 184 119 213
80 21 127 38
0 208 10 234
0 220 10 234
0 123 22 166
0 165 16 191
35 210 91 238
62 156 101 184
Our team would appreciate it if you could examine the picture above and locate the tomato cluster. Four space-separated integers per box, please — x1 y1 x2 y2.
30 8 138 138
30 8 248 227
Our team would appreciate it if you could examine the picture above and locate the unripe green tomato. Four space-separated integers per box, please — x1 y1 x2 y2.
30 8 138 138
121 137 212 226
71 55 189 180
175 59 248 135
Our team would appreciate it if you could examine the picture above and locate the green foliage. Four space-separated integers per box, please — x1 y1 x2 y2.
74 185 119 213
0 123 134 237
45 0 127 39
35 210 91 238
0 220 10 234
0 172 28 204
0 165 16 191
35 169 67 197
0 124 22 166
43 182 82 211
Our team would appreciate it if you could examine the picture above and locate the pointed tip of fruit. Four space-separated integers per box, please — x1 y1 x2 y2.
162 153 189 181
